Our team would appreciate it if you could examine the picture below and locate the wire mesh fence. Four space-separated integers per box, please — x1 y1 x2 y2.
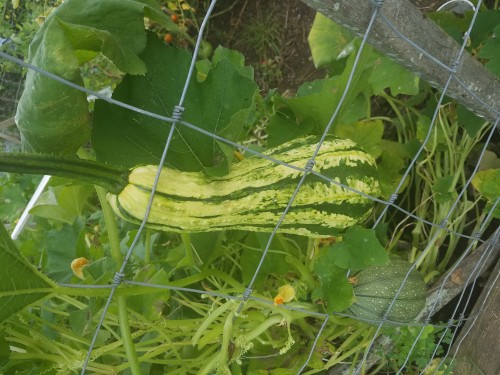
0 0 499 374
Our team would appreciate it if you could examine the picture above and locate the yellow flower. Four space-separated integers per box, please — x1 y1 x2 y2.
273 284 296 305
71 257 89 280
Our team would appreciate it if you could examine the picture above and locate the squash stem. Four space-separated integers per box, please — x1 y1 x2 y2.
179 232 196 268
96 185 141 375
0 152 129 194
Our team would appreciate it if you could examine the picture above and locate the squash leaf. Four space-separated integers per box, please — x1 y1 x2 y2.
308 12 354 68
477 24 500 79
312 261 353 313
368 57 419 96
15 0 177 155
326 226 390 270
0 223 56 323
92 34 259 174
240 233 290 290
432 175 457 204
472 168 500 218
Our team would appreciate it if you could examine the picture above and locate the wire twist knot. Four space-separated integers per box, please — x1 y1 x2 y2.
438 219 448 229
171 105 185 122
112 272 125 285
388 193 398 205
305 159 316 172
472 231 481 240
450 61 460 74
372 0 385 8
242 287 253 301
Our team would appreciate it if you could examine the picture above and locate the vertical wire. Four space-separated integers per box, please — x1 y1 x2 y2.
79 1 219 373
232 1 386 372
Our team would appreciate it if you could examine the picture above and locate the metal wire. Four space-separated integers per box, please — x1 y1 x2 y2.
1 0 499 374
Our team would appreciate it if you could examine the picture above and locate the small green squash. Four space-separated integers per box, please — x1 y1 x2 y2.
347 258 427 323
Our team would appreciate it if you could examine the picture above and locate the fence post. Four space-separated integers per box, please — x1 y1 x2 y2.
451 257 500 374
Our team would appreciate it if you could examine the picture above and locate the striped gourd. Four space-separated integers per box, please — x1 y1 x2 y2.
107 135 380 237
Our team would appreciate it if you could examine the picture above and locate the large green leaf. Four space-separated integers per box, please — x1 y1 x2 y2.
368 57 419 96
477 24 500 79
0 223 56 323
472 169 500 218
92 34 259 174
312 261 353 314
334 119 384 159
308 12 353 68
326 226 389 270
15 0 176 155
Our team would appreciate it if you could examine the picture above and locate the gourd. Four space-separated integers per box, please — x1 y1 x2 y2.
347 258 427 323
107 135 380 237
0 135 380 237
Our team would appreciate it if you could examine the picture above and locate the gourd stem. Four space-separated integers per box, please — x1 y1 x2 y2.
96 185 141 375
0 152 129 194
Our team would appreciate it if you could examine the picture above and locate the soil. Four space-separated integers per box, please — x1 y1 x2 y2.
207 0 326 94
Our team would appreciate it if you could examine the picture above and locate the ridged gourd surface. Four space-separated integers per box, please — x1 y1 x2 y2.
107 135 381 237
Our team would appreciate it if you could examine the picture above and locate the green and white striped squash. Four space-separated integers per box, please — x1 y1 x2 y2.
107 135 380 237
347 258 427 323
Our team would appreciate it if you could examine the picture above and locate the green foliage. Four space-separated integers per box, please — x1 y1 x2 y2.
477 23 500 78
472 168 500 218
1 2 498 374
0 222 55 323
0 173 40 226
312 227 389 313
239 9 282 59
29 183 93 224
240 233 291 289
0 0 61 72
92 34 259 174
308 12 353 68
313 261 353 313
428 9 500 79
15 0 176 155
325 226 389 270
381 325 454 374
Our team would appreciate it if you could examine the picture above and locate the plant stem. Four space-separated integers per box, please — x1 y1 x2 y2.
0 152 128 194
144 229 152 265
96 185 141 375
117 295 141 375
181 232 194 266
285 255 316 290
55 284 160 297
96 186 122 264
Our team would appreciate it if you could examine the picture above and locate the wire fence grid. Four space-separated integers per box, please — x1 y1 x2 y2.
0 0 499 374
